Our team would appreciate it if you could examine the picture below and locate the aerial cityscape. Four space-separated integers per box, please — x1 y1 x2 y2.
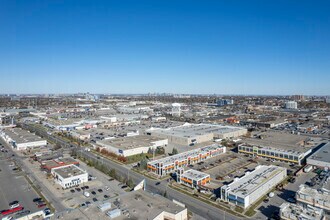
1 1 329 220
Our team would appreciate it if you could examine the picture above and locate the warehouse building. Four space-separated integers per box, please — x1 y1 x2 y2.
296 184 330 211
280 203 325 220
96 135 168 157
238 131 314 165
51 164 88 189
307 142 330 170
220 165 287 209
0 128 47 151
177 169 211 189
146 123 247 145
148 144 226 176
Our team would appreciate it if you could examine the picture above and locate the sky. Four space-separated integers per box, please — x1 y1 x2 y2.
0 0 329 95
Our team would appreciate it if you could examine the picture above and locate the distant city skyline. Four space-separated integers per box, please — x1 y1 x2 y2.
0 1 329 95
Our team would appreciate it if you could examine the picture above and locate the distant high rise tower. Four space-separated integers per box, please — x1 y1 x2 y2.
216 99 234 106
292 95 304 101
326 97 330 104
171 103 181 117
285 101 298 109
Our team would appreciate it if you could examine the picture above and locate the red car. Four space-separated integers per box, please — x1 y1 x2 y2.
37 203 46 208
1 206 24 216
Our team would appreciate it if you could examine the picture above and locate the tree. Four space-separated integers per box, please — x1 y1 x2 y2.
109 169 116 178
127 178 134 188
172 148 178 155
139 158 148 170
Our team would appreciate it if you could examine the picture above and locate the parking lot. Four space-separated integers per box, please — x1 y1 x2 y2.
62 161 128 208
0 150 43 219
254 171 317 220
20 154 128 210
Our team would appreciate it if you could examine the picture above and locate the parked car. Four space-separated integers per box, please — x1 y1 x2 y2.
33 198 42 202
37 203 46 208
91 191 96 195
104 195 109 199
9 201 19 206
155 182 161 185
70 189 75 193
10 203 20 209
92 198 98 202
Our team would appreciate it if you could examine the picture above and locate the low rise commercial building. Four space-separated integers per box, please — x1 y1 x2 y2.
146 123 247 145
69 129 91 141
280 203 325 220
96 135 168 157
307 142 330 170
220 165 287 209
0 128 47 151
109 190 188 220
296 184 330 211
148 144 226 176
51 164 88 189
177 169 211 189
238 131 314 165
40 157 79 172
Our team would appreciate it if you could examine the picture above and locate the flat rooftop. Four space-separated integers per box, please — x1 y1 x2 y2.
97 135 167 150
280 203 324 220
226 165 286 198
297 184 330 203
181 169 210 180
41 157 78 169
241 131 313 153
2 128 45 144
308 142 330 164
149 143 225 166
148 123 246 138
53 165 86 178
110 190 186 220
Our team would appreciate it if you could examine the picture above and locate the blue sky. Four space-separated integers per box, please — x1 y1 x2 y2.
0 0 329 95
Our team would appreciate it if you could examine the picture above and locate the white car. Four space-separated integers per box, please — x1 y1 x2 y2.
10 203 20 209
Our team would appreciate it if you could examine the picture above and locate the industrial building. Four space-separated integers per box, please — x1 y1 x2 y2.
51 164 88 189
96 135 168 157
238 131 314 165
177 169 211 189
40 157 79 172
220 165 287 209
307 142 330 170
146 123 247 145
148 144 226 176
280 203 325 220
0 128 47 151
296 184 330 211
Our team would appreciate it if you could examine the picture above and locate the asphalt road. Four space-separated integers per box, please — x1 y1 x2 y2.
22 123 243 220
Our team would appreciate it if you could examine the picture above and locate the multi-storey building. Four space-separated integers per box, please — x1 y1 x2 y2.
177 169 211 189
147 144 226 176
220 165 287 209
